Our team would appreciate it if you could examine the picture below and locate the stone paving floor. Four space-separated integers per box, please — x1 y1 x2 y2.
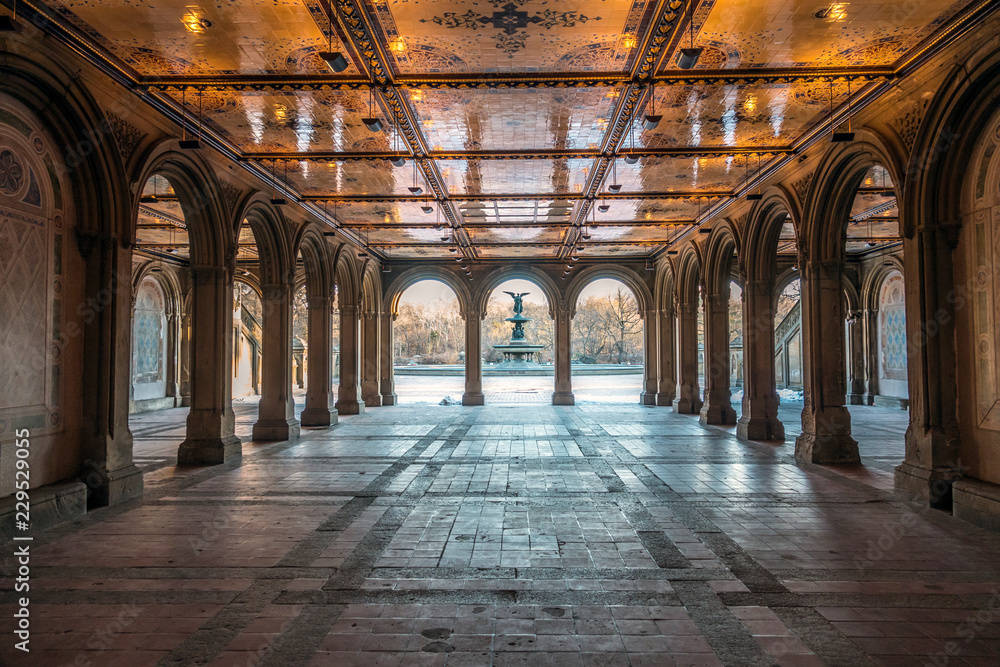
6 391 999 666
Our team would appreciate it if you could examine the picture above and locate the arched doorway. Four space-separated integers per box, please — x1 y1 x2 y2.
482 279 554 404
392 279 466 404
570 278 644 403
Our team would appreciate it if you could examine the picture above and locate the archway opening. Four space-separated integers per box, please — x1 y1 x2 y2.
292 283 308 396
571 278 644 403
393 279 466 403
728 279 743 398
482 279 554 404
774 277 802 400
231 218 262 445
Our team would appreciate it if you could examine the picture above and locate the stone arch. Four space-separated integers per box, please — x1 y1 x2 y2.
293 223 334 301
801 129 905 265
674 243 703 307
384 266 473 320
702 219 741 295
654 259 676 314
742 187 798 283
360 259 383 315
132 142 232 269
234 194 294 286
564 265 653 317
333 244 360 308
475 266 561 319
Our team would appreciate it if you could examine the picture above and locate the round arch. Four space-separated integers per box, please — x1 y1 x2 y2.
234 194 294 286
801 129 906 265
131 260 184 317
653 259 676 313
475 266 561 319
293 223 334 301
132 142 232 269
742 187 798 283
564 265 653 316
384 267 473 320
332 245 361 308
674 243 703 306
702 219 741 296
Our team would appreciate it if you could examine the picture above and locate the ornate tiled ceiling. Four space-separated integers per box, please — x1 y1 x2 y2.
39 0 978 260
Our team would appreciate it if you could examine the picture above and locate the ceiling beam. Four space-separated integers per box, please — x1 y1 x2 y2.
248 147 790 161
301 192 730 202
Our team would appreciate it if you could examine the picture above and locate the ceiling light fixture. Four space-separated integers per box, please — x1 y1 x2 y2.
677 2 702 69
363 86 383 132
0 0 24 32
179 88 202 150
643 81 661 130
746 154 763 201
421 204 434 214
318 11 349 73
608 157 622 193
408 159 423 195
270 160 287 206
831 79 855 142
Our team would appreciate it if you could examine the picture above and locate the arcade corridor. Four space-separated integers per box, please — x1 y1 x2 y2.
15 402 998 666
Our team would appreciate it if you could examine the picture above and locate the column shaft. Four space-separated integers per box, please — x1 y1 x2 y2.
700 289 737 425
737 279 784 441
553 308 574 405
335 304 365 414
640 310 657 405
656 307 676 406
379 311 397 405
252 282 300 441
674 302 703 413
463 309 484 405
360 311 382 406
795 260 859 463
300 296 336 426
179 265 242 464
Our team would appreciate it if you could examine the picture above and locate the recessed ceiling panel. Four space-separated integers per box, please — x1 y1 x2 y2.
465 226 566 245
188 90 393 153
361 227 449 245
591 198 702 223
333 201 441 225
636 83 843 149
50 0 358 75
457 199 578 225
606 156 739 194
376 245 456 259
372 0 657 74
438 159 593 196
587 225 687 244
411 87 619 151
683 0 975 69
284 160 416 197
578 243 656 257
475 245 561 259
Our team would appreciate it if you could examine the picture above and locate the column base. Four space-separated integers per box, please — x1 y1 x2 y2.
736 416 785 442
381 393 397 406
849 392 866 406
362 394 382 407
335 399 365 415
794 432 860 464
639 391 656 406
700 402 737 425
178 435 242 465
0 481 87 540
895 462 958 510
655 392 675 406
81 463 144 509
552 391 575 406
300 407 337 427
953 477 1000 531
462 392 485 406
673 397 703 414
252 417 301 442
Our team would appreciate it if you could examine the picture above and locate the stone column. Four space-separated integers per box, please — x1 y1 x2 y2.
360 310 382 407
77 233 144 506
553 307 574 405
179 291 192 407
700 287 737 425
674 301 703 413
896 228 961 508
252 282 300 441
463 309 485 405
847 308 867 405
379 310 397 405
737 278 784 441
640 309 657 405
335 304 365 414
795 259 859 463
165 306 181 406
861 307 879 405
300 295 336 427
179 265 242 464
656 307 676 406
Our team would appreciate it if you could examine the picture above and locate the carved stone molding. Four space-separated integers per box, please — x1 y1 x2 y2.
105 112 145 162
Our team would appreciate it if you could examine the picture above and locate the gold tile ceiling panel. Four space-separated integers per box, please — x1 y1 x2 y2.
51 0 358 75
687 0 976 70
374 0 657 74
438 159 592 196
410 87 620 151
35 0 980 261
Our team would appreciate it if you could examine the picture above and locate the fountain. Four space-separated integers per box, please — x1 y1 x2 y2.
492 291 546 373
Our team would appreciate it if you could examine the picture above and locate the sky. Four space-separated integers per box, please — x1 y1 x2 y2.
399 278 639 307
